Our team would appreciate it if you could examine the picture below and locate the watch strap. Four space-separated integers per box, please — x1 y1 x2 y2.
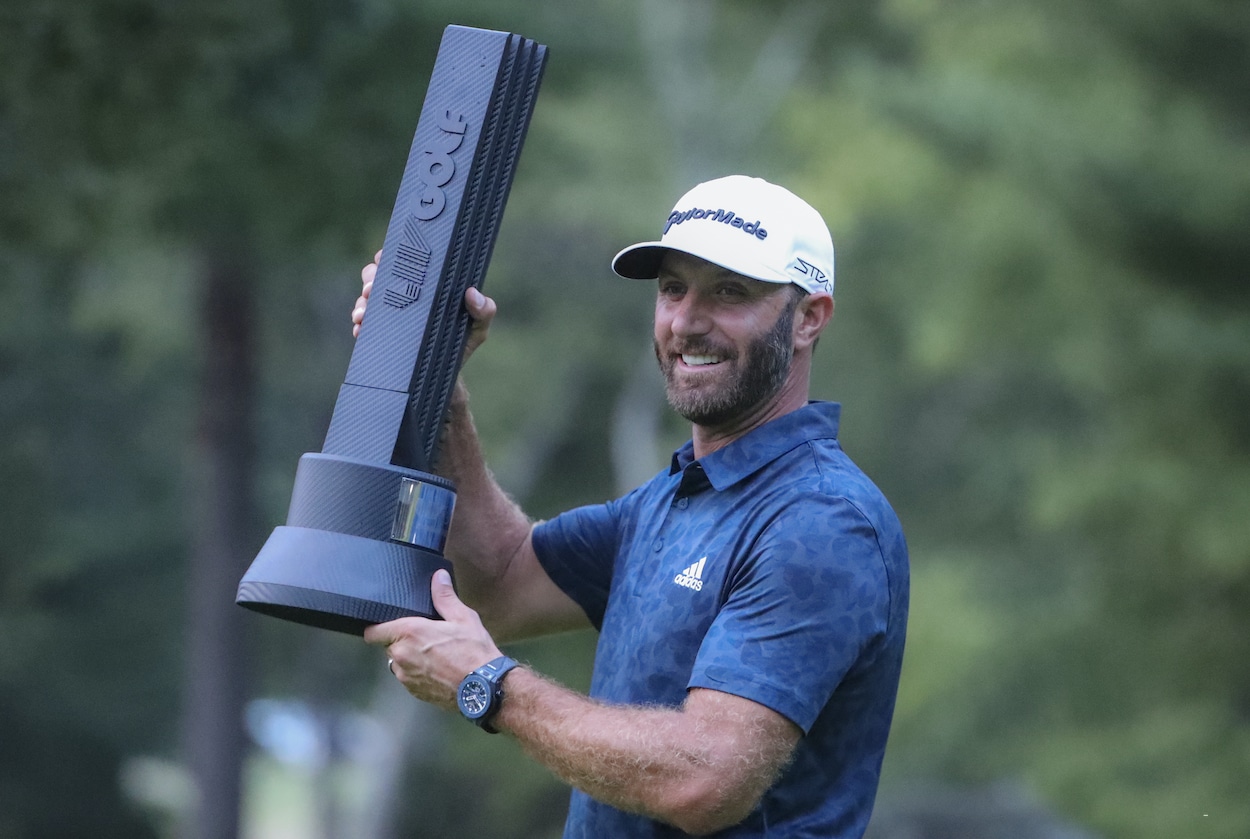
477 655 519 682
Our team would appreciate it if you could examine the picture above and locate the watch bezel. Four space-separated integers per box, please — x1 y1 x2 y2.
457 674 493 720
456 656 519 733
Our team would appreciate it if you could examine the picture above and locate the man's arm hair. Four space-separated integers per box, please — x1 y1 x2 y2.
496 673 801 835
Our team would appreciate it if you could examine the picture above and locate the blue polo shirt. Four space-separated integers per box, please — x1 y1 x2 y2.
532 401 909 838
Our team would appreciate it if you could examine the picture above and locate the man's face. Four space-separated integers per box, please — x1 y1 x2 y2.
653 252 800 427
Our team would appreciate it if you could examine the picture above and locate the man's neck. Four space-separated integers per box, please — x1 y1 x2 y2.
690 377 810 460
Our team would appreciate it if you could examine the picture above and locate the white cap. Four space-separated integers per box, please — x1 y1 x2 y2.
611 175 834 294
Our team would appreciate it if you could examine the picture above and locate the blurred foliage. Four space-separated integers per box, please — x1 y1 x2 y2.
1 0 1247 838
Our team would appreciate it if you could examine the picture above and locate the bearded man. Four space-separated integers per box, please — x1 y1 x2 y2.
355 175 909 838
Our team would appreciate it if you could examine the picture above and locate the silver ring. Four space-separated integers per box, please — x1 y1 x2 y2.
387 657 397 676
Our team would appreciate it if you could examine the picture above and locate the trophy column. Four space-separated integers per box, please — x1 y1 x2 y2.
236 26 547 635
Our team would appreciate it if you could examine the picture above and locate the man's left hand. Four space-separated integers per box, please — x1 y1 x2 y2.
364 569 505 711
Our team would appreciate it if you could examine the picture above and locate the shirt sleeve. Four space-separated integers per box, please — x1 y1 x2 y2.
686 495 893 733
531 498 625 630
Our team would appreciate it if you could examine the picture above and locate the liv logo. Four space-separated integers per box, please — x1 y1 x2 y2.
384 111 469 311
383 218 433 309
673 556 707 592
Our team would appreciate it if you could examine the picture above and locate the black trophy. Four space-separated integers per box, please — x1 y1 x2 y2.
236 25 548 634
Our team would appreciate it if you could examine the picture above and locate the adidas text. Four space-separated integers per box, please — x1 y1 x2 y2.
673 573 703 591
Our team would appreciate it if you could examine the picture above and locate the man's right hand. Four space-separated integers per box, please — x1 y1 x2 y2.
351 249 498 365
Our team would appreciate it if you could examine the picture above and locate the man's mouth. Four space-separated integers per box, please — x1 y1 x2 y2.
680 353 723 367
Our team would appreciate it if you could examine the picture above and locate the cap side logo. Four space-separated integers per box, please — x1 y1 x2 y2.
789 257 832 293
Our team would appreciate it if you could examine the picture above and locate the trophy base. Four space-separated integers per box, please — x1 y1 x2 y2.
237 525 452 636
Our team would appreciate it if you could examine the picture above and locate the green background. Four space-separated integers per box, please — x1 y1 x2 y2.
2 1 1247 837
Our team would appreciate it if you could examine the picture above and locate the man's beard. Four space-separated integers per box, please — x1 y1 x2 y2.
655 302 796 427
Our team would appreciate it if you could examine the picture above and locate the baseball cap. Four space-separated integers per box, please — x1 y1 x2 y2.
611 175 834 294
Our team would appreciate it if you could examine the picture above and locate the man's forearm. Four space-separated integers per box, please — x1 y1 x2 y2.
434 382 533 611
493 670 796 835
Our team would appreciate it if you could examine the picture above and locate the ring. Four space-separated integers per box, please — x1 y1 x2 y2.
387 657 397 676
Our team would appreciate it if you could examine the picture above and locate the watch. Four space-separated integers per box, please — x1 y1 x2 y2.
456 655 519 733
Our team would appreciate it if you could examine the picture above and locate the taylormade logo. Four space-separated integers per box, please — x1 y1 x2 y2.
664 207 768 241
673 556 707 592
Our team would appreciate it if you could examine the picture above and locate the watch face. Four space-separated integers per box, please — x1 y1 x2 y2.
458 676 491 718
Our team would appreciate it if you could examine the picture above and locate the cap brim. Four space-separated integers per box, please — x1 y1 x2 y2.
611 242 669 280
611 242 793 286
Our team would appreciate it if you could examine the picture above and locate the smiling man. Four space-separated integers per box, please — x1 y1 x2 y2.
356 175 909 838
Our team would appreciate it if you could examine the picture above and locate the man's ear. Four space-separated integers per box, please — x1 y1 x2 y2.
794 293 834 351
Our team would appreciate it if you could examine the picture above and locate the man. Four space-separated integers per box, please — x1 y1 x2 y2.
355 175 909 837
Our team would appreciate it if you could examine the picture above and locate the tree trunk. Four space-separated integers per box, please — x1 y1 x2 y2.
183 241 258 839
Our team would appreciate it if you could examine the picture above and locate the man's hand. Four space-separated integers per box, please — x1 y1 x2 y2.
363 569 505 710
349 250 381 338
366 571 799 835
351 250 498 366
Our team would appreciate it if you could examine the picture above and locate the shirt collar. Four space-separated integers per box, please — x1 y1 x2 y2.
669 401 842 493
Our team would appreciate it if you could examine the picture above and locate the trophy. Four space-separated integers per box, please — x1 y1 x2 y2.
236 25 547 634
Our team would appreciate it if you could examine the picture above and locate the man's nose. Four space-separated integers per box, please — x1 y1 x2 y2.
670 293 712 337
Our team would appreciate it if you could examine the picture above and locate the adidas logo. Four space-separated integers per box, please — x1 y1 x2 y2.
673 557 707 592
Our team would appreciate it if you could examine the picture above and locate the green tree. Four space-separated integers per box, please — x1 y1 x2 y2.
782 2 1250 836
3 1 1247 838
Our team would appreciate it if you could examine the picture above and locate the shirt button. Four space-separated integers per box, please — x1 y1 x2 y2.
676 497 689 510
653 539 663 552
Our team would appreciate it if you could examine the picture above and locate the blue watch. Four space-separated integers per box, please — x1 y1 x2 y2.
456 656 519 733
